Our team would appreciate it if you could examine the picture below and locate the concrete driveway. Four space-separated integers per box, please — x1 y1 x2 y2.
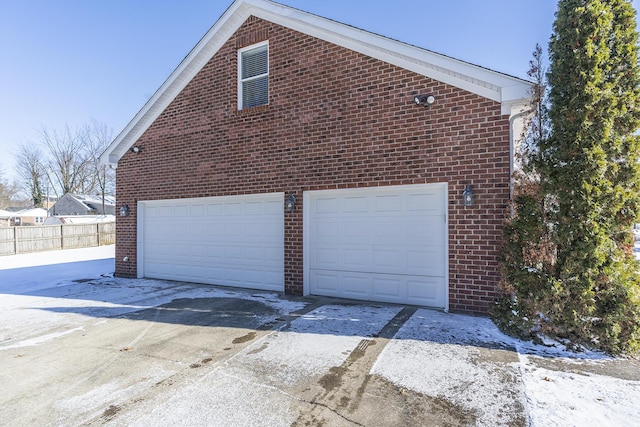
3 245 640 427
0 277 528 426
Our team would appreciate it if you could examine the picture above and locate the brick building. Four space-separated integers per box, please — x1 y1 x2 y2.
101 0 532 314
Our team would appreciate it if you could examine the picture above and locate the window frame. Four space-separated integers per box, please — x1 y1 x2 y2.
238 40 269 110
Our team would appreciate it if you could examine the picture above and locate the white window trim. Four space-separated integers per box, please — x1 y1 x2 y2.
238 40 269 110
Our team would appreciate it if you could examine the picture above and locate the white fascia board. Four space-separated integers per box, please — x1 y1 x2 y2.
250 1 532 103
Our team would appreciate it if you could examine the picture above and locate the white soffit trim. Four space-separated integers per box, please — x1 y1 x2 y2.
100 0 532 165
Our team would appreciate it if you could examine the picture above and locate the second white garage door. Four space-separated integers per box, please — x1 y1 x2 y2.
138 193 284 292
305 184 448 308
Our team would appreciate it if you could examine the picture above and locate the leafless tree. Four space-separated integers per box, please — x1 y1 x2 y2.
15 144 46 207
83 120 115 214
41 125 92 197
15 122 115 208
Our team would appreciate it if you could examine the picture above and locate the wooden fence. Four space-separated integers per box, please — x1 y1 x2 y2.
0 222 115 256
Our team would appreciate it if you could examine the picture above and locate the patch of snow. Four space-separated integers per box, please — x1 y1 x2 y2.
229 304 402 386
372 310 525 426
2 326 85 350
521 354 640 427
116 304 404 427
372 309 639 427
0 244 115 270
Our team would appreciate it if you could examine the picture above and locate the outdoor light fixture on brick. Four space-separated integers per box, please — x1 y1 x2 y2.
413 94 435 107
462 185 474 207
285 194 296 212
130 146 142 154
119 205 130 216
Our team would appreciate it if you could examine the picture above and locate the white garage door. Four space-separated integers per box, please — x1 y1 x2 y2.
138 193 284 292
305 184 447 308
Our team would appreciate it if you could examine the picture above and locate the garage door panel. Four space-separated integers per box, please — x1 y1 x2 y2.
311 244 443 277
225 203 243 215
262 221 285 238
174 244 190 256
407 250 445 275
373 194 402 212
141 193 284 292
408 191 445 213
264 246 284 262
373 250 401 269
343 222 368 239
225 245 244 260
159 206 173 217
244 269 264 285
406 277 444 304
344 196 368 212
315 197 339 213
372 277 402 299
342 274 371 298
310 270 445 306
265 200 283 214
189 223 206 236
307 184 447 308
343 248 369 268
206 203 224 216
225 222 243 237
244 201 264 215
207 223 225 237
313 271 340 293
244 246 263 261
190 204 205 216
314 221 339 239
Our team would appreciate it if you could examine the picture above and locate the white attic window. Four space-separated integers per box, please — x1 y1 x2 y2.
238 41 269 110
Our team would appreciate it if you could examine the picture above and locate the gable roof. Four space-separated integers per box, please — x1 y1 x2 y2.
69 194 116 208
52 193 116 213
101 0 533 166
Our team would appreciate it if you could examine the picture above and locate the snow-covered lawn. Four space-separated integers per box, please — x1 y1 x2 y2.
1 245 638 426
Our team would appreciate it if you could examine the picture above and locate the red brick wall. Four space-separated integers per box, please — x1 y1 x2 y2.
115 17 511 314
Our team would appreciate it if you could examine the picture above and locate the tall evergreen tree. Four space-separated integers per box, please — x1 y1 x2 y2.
497 0 640 355
542 0 640 353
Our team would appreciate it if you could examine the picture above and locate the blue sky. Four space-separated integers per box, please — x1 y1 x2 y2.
0 1 636 182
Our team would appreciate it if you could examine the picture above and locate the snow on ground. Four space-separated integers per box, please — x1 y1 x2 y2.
0 245 116 294
0 244 116 269
372 310 525 426
372 309 640 427
121 304 406 427
234 304 403 386
1 246 639 426
519 354 640 427
0 245 305 350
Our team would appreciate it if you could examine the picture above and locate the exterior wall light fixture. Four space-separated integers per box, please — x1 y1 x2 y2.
119 204 130 216
414 94 436 107
285 194 296 212
462 185 474 207
130 146 142 154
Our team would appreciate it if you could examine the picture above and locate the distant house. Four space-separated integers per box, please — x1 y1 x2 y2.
11 208 48 226
50 194 116 216
44 214 116 226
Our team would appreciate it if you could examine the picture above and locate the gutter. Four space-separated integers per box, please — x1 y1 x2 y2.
508 108 534 201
